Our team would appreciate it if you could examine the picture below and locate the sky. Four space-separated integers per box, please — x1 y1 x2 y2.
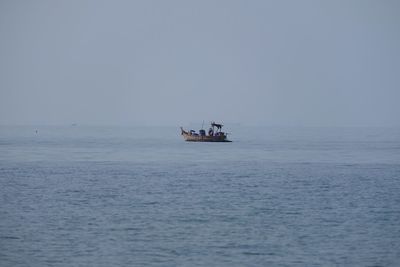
0 0 399 127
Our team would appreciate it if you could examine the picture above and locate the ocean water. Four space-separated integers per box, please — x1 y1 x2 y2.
1 125 399 266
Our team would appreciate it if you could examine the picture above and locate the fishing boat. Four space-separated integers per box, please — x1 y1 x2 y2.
180 122 232 142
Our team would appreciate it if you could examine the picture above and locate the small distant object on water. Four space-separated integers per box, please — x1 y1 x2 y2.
180 122 232 142
35 130 38 134
71 123 77 127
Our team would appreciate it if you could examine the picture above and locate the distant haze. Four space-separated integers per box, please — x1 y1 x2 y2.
1 0 399 127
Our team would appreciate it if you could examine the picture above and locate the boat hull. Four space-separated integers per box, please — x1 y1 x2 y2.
181 132 231 142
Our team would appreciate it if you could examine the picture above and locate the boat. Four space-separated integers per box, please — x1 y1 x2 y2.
180 122 232 142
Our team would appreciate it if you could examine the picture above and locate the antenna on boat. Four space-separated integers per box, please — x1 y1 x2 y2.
201 120 204 130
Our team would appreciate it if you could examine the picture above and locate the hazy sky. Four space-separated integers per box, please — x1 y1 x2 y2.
1 0 399 126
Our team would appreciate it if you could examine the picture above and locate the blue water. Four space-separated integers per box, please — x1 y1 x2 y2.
1 126 400 266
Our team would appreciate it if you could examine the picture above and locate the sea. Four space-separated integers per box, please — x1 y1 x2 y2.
1 125 399 267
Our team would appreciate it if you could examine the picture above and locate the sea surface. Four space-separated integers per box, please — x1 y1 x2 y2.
1 125 399 266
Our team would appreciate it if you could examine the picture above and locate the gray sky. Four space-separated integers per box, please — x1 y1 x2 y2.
1 0 399 126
